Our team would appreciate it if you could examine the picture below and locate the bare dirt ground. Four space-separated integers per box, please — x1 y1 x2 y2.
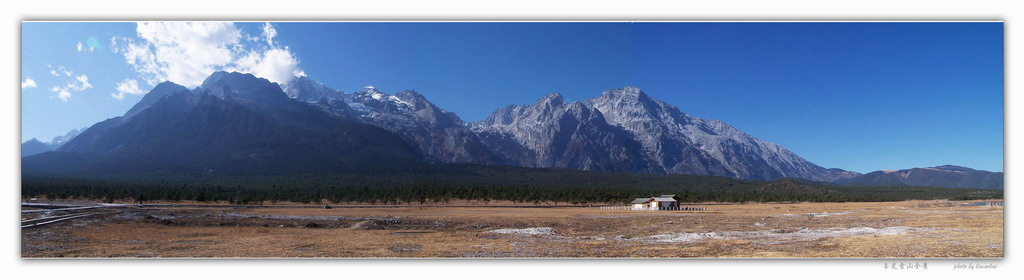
21 200 1003 258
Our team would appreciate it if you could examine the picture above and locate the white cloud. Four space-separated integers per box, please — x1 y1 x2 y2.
261 22 278 46
77 41 95 53
22 78 37 89
51 86 71 102
112 22 303 88
48 73 93 102
110 78 145 100
227 23 302 84
232 47 302 87
70 75 93 91
47 65 73 77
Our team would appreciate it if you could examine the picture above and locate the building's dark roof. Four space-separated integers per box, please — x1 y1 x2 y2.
631 198 653 204
632 195 680 204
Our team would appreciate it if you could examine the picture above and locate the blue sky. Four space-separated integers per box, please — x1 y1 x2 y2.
21 22 1003 173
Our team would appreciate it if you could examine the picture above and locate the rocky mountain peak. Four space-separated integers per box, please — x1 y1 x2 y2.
200 71 271 91
49 127 87 148
394 89 422 100
283 75 345 102
479 104 525 127
537 92 565 105
563 101 600 120
394 90 427 108
280 77 496 165
600 86 647 99
360 85 384 95
197 71 285 102
353 85 391 102
124 81 190 118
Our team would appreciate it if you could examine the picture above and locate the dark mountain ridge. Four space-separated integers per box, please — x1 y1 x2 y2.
838 165 1003 189
21 138 51 157
26 72 420 175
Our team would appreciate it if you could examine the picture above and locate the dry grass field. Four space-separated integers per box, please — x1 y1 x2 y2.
21 200 1003 258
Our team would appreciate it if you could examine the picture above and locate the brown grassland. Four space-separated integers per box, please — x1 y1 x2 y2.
21 200 1003 258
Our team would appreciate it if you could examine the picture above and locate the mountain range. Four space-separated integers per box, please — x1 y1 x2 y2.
470 87 860 182
22 71 1002 189
20 127 87 157
837 165 1003 190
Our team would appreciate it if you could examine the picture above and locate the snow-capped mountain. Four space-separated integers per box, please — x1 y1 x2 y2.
473 86 860 181
286 79 497 164
27 72 871 182
48 127 87 149
283 75 346 103
471 93 656 172
584 86 859 181
287 78 859 181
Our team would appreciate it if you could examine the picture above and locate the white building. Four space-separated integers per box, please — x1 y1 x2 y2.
631 198 654 210
630 194 680 210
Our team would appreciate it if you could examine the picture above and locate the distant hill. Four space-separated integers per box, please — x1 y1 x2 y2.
21 139 51 157
47 126 88 149
838 165 1003 189
22 126 89 158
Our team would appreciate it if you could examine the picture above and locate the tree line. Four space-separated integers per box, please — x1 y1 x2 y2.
21 171 1002 205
